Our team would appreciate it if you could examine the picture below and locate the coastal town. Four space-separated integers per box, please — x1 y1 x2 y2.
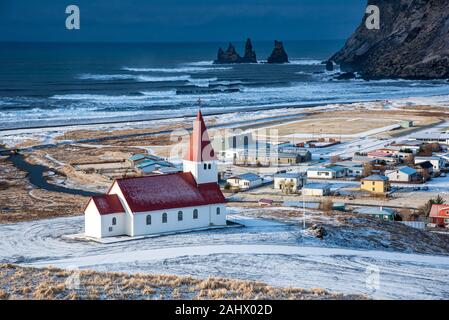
2 95 449 299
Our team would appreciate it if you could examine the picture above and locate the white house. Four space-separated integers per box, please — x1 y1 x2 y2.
302 183 331 196
226 173 263 190
84 110 227 239
415 156 445 172
274 173 306 192
385 166 418 183
307 167 346 179
307 167 337 179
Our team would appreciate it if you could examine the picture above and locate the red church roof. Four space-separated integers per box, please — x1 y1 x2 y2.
112 172 225 213
91 194 125 215
185 110 217 162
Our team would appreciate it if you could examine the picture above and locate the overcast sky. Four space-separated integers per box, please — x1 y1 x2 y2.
0 0 366 42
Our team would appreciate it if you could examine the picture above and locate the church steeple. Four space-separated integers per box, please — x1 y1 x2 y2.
183 110 218 184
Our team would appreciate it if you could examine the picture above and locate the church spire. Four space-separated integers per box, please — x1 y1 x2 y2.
184 110 217 162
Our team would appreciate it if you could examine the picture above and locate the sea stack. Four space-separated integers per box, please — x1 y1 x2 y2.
267 40 289 64
241 38 257 63
214 39 257 64
214 43 242 64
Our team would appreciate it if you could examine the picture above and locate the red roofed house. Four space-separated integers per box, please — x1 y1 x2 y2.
429 204 449 228
84 110 227 238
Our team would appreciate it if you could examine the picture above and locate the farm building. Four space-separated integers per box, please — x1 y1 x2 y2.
84 110 227 239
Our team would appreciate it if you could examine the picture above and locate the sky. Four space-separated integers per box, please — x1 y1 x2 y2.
0 0 366 42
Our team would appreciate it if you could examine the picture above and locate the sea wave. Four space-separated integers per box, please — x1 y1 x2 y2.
122 66 232 73
77 73 192 82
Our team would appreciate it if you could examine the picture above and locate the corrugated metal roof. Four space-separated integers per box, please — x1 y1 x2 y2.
237 173 262 181
303 183 331 190
91 194 125 215
274 173 302 179
114 172 225 213
355 207 395 216
398 166 417 175
362 175 389 181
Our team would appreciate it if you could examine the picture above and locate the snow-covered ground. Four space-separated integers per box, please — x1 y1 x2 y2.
1 213 448 300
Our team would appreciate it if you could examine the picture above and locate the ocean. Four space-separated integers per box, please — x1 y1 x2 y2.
1 41 448 130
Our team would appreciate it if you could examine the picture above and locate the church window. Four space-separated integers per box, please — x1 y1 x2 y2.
204 163 207 170
162 212 167 223
193 209 198 219
216 207 221 215
112 217 116 225
178 211 183 221
146 215 151 225
208 164 211 169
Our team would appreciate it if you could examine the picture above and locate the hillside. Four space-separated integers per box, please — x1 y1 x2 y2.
331 0 449 79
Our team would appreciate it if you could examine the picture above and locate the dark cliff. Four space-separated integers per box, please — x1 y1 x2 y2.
331 0 449 79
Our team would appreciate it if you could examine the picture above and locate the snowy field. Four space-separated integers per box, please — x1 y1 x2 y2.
1 212 448 300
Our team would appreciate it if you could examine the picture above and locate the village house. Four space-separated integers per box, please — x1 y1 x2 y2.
354 207 395 221
302 183 331 196
412 132 449 145
333 161 364 177
84 111 227 239
360 175 390 194
236 151 306 166
415 156 445 172
274 172 306 192
226 173 263 190
385 166 419 183
429 205 449 228
390 139 423 154
307 167 346 179
415 161 434 177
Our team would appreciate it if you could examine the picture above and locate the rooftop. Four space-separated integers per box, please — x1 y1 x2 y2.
303 183 331 190
235 173 262 182
90 194 125 215
362 175 389 182
355 207 395 216
113 172 225 213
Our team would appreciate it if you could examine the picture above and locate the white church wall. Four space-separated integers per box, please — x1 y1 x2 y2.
84 200 102 238
100 213 126 238
132 204 223 236
210 204 227 226
108 182 133 236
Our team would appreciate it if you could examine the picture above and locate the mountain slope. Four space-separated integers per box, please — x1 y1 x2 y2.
331 0 449 79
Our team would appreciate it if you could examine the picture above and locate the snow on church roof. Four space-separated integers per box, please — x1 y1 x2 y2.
91 194 125 215
113 172 225 213
185 110 217 162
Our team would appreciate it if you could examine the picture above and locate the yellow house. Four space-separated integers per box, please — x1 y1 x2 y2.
361 175 390 194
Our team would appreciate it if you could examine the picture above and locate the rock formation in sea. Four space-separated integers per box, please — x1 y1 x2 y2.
214 43 242 64
214 39 257 64
330 0 449 80
267 40 289 64
241 38 257 63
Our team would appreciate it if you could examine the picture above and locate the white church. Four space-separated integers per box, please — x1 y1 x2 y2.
84 110 227 238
